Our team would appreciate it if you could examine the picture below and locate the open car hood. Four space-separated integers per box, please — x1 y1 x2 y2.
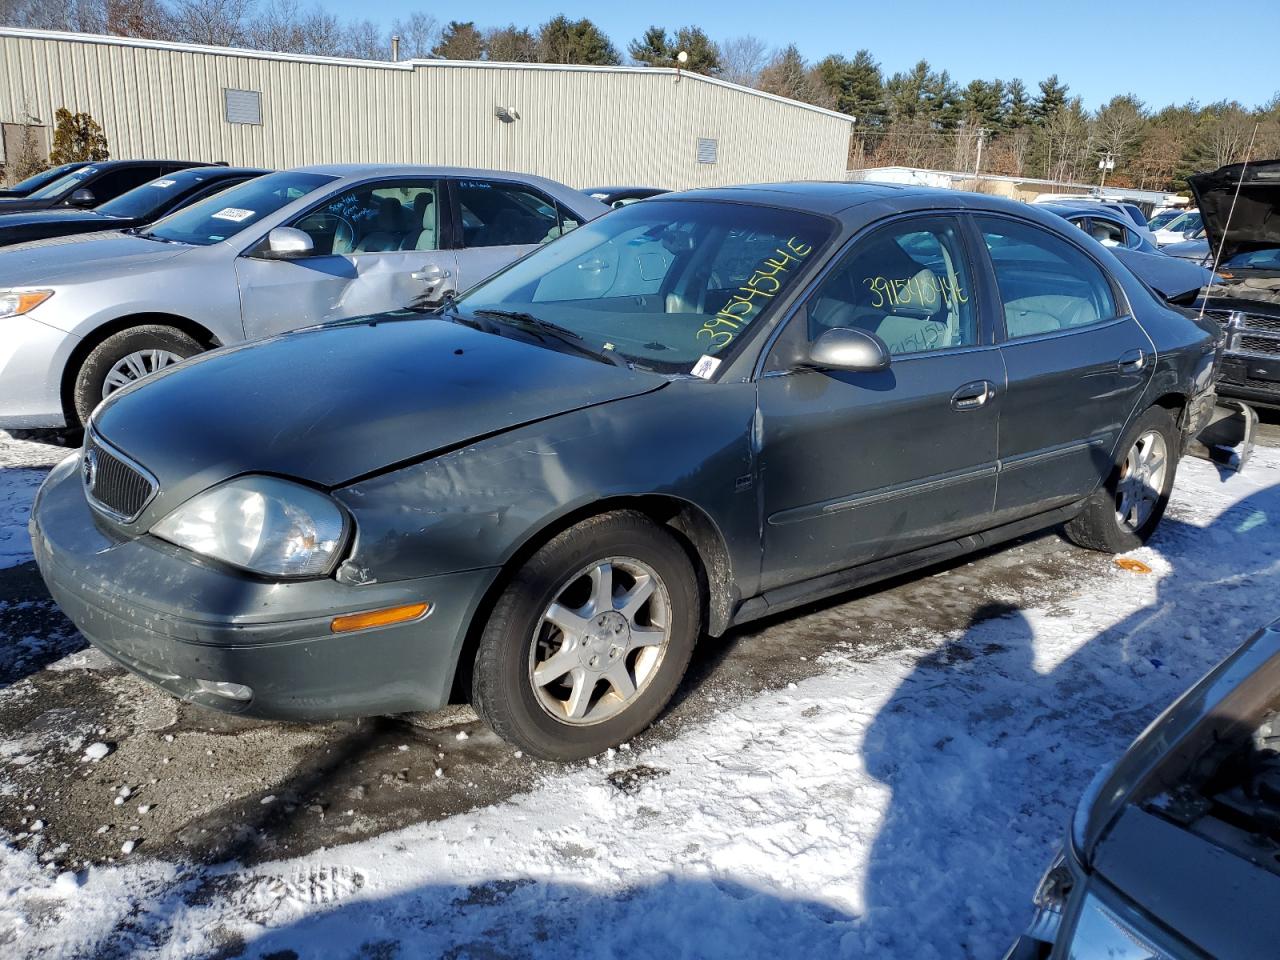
1111 247 1213 304
1188 159 1280 266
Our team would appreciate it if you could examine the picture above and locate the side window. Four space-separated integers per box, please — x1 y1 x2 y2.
1086 218 1126 248
807 216 976 357
81 167 159 202
977 216 1118 340
456 180 562 248
292 180 439 255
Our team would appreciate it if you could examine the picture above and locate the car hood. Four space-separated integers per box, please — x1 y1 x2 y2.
0 209 116 230
0 231 191 285
92 315 669 512
1111 247 1214 303
1188 159 1280 265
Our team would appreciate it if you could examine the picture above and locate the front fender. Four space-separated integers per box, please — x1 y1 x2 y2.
334 378 761 597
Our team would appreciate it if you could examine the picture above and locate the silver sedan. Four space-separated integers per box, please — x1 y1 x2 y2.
0 164 608 428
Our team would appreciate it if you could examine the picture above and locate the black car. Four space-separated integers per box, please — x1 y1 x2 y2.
0 161 90 199
32 183 1230 760
1191 159 1280 409
0 166 270 247
584 185 670 207
0 159 210 215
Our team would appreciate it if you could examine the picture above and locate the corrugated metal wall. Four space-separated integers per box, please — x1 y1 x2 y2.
0 29 852 189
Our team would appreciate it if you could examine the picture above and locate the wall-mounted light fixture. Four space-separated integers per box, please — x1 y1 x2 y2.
494 106 520 123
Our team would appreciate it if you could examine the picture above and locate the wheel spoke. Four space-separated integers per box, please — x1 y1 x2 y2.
104 369 133 390
544 602 592 639
125 353 148 379
616 573 655 622
532 644 579 687
564 668 594 720
605 662 636 701
628 624 667 651
587 562 614 615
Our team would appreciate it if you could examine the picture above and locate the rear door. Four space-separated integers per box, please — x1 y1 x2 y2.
973 214 1153 522
449 178 583 292
757 214 1003 590
236 177 455 339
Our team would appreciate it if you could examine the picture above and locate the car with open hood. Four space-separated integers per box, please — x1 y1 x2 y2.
31 182 1234 759
1008 617 1280 959
0 165 269 247
1189 159 1280 409
0 164 607 429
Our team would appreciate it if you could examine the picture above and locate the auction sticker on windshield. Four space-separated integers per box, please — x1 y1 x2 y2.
211 207 255 222
150 179 177 189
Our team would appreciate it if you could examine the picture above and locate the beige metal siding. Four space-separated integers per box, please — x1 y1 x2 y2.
0 29 851 188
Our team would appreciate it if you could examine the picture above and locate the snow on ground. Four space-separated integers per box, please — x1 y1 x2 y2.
0 446 1278 958
0 432 69 570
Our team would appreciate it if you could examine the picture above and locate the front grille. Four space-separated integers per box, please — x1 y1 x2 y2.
1237 334 1280 357
1242 315 1280 335
83 432 157 522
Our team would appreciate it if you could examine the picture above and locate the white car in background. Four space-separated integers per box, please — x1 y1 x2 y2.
1154 210 1203 246
0 164 608 429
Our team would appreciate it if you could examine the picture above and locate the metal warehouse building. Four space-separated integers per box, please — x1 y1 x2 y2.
0 27 853 189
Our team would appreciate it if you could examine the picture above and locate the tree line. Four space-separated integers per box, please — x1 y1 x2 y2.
4 0 1278 191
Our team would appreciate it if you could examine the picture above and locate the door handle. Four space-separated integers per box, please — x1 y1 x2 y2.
951 380 995 411
1117 348 1146 373
411 265 451 282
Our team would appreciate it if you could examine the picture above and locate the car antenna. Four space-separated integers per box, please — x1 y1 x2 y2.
1199 122 1260 323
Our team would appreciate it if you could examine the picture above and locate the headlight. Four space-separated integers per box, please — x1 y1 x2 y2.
0 289 53 319
151 476 347 578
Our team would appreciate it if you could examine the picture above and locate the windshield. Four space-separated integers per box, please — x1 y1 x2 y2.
1148 210 1183 230
143 171 336 246
98 169 229 219
6 163 84 194
455 199 833 374
28 165 98 200
1223 248 1280 270
1167 211 1202 234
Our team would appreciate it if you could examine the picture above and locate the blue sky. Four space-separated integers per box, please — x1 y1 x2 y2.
310 0 1277 111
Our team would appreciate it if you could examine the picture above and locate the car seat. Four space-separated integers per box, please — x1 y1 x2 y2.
354 198 408 253
403 193 437 250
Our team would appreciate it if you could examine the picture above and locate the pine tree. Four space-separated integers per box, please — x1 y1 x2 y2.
1004 78 1032 129
1032 74 1069 124
48 108 109 165
537 16 620 65
432 21 484 60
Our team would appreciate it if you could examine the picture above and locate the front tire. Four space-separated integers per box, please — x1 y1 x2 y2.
72 325 202 426
1064 405 1180 553
472 511 701 761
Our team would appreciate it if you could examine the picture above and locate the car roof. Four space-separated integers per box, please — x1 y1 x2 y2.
85 159 211 168
1038 202 1127 221
295 163 569 186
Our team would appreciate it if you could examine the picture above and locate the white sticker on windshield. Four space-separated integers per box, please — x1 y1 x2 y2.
150 179 177 188
691 355 721 380
210 207 255 222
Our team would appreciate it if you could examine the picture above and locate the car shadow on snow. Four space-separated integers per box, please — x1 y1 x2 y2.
857 482 1280 955
175 874 862 960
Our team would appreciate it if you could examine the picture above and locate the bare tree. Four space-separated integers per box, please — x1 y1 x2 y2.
719 34 767 87
168 0 251 45
390 11 437 59
341 18 385 60
248 0 342 55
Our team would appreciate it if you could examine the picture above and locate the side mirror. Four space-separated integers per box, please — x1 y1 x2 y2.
67 188 96 207
259 226 314 260
807 327 891 373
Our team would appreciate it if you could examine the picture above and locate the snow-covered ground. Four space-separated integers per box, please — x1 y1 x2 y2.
0 438 1278 958
0 432 68 570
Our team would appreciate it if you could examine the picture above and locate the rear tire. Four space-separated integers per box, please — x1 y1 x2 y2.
1064 405 1180 553
472 511 700 761
72 325 202 426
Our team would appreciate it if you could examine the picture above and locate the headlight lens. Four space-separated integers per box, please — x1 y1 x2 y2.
0 289 53 319
152 476 347 578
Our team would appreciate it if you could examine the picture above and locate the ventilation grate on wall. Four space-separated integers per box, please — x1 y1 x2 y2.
696 137 718 164
224 88 262 125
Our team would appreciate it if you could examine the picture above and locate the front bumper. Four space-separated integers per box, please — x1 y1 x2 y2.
1217 351 1280 407
30 456 499 720
0 313 78 429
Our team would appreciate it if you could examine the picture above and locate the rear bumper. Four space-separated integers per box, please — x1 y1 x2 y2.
30 456 499 720
0 313 77 429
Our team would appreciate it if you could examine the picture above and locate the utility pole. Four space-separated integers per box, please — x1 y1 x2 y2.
1098 152 1115 189
974 127 988 179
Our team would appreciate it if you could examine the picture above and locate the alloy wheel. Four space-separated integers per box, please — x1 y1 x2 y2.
1115 430 1168 532
528 557 671 726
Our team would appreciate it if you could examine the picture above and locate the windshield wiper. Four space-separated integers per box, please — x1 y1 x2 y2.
472 309 629 368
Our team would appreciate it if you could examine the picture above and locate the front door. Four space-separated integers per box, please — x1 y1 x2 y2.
972 215 1154 520
236 178 456 340
758 215 1003 591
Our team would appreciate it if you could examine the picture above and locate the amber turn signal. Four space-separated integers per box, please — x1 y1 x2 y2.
331 602 430 633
